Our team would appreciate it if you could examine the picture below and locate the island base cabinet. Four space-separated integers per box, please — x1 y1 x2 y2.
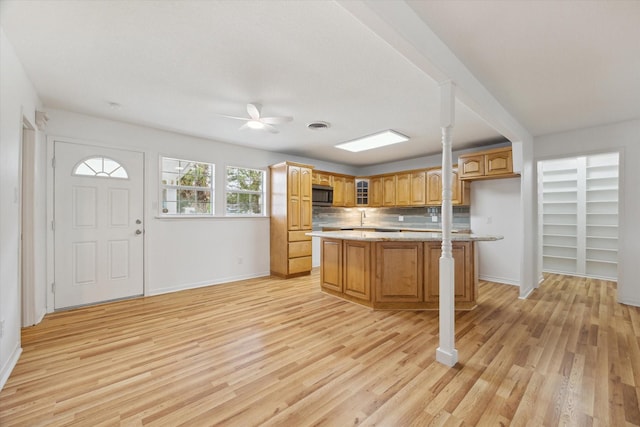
318 238 478 311
374 242 423 304
424 241 477 309
320 239 342 293
343 241 371 301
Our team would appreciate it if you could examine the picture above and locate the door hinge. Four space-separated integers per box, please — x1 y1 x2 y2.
51 282 56 293
51 157 56 168
51 220 55 231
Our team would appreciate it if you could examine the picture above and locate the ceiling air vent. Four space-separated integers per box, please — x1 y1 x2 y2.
307 121 330 130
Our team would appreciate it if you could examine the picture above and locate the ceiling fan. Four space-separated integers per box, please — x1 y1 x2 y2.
221 103 293 134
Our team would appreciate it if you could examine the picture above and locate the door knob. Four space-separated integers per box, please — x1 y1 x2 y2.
136 219 142 224
135 229 142 235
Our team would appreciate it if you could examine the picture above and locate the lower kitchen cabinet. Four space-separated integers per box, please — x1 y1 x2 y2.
318 238 477 310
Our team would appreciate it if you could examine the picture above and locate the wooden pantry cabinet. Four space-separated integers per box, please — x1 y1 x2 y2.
270 161 313 278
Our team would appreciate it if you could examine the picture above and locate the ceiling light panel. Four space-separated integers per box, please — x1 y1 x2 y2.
335 130 409 152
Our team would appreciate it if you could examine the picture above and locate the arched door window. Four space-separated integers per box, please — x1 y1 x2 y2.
73 156 128 179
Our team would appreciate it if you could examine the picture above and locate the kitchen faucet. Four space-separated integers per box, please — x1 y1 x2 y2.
360 209 366 227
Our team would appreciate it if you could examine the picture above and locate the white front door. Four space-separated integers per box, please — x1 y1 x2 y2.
54 141 144 309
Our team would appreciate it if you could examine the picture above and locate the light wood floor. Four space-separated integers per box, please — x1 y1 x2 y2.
1 271 639 426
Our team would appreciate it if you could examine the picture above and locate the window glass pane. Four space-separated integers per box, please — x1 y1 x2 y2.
85 157 103 173
74 163 95 176
160 156 214 216
110 167 128 178
73 157 128 179
225 166 265 215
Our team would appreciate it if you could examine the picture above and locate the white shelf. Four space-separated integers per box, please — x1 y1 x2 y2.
539 152 619 280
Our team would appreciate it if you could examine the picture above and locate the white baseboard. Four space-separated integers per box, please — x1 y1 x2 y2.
618 296 640 308
147 271 271 296
478 274 520 287
0 344 22 391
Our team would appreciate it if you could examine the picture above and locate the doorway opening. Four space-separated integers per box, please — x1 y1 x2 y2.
538 152 619 281
21 118 36 326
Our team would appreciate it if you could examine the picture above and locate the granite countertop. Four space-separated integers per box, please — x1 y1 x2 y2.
307 230 503 242
315 225 470 233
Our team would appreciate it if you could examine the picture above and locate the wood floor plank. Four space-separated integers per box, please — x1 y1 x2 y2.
1 271 639 426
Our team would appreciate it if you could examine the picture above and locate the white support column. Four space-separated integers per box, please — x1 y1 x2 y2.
436 81 458 367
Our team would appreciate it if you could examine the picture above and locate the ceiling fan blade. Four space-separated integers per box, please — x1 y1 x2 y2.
264 123 279 134
219 114 250 121
247 103 261 120
261 116 293 125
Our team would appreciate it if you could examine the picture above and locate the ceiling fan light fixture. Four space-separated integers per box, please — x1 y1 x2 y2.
247 120 265 130
335 130 409 152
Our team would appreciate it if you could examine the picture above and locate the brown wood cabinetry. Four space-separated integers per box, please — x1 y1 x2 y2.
382 175 396 206
424 241 476 308
369 176 383 207
410 170 426 205
343 240 371 301
317 237 478 310
395 172 412 206
331 174 355 207
458 146 518 181
375 242 423 303
425 167 470 206
312 171 332 186
270 162 313 278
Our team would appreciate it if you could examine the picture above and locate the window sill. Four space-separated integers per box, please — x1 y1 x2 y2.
155 215 269 220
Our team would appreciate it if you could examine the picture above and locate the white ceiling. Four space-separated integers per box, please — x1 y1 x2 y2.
1 0 638 167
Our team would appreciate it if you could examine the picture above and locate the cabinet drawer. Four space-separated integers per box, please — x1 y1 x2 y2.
289 256 312 274
288 230 312 242
289 241 312 258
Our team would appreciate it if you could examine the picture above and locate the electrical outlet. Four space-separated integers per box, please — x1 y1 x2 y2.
237 257 243 265
398 216 404 222
431 215 438 222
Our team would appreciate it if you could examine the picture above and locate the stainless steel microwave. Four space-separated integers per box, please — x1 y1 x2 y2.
312 185 333 206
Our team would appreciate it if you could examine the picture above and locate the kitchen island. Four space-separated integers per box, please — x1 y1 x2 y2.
307 230 502 310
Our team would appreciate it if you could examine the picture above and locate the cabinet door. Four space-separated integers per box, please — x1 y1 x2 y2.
424 241 474 302
320 239 342 292
382 175 396 206
300 167 313 229
287 166 301 230
369 177 383 207
344 177 355 207
395 173 411 206
486 150 513 176
410 170 426 205
343 241 371 301
451 168 470 206
332 176 345 206
459 155 485 179
426 169 442 205
375 242 423 302
356 179 369 206
314 172 332 186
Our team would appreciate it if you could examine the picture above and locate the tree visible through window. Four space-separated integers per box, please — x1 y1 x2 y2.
161 157 214 215
226 166 265 215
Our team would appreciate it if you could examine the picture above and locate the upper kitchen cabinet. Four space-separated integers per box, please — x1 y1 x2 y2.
410 170 427 206
355 178 369 206
312 171 332 186
458 146 518 181
426 167 470 206
332 174 355 207
369 176 383 207
270 161 313 278
395 172 412 206
382 175 397 207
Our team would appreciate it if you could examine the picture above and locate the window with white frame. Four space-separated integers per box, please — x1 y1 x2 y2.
225 166 266 215
160 157 214 215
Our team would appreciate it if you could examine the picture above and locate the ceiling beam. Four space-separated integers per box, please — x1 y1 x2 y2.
336 0 533 144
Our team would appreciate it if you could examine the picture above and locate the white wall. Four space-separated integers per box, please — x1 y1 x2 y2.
470 177 522 285
44 109 348 299
0 27 43 389
535 119 640 306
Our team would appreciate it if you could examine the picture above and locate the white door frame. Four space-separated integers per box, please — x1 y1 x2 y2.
20 117 36 326
46 136 146 313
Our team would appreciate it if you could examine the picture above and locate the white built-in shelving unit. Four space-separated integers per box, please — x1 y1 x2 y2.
539 152 618 280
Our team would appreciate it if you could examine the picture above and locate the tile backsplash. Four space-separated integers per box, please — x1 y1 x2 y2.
312 206 470 231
